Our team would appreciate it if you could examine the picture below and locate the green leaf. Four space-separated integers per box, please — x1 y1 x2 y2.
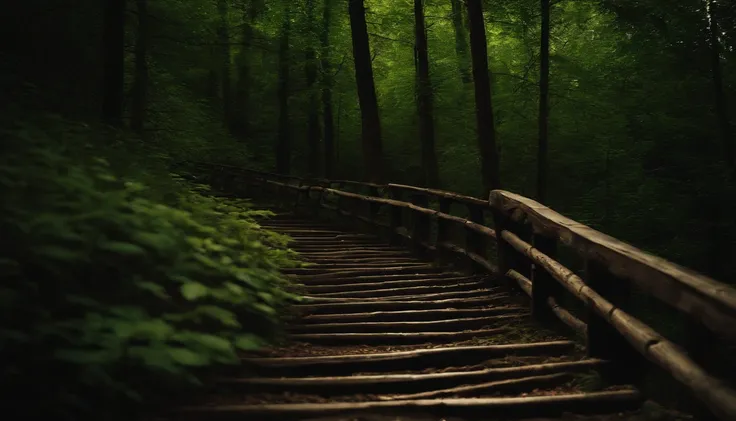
167 347 209 366
234 334 265 351
36 246 81 261
135 281 171 300
100 241 146 256
180 282 208 301
196 306 240 327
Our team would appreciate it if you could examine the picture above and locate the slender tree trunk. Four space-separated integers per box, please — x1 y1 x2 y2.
450 0 471 84
348 0 384 182
131 0 149 134
466 0 501 193
276 3 292 174
217 0 232 129
536 0 550 202
102 0 125 127
234 2 257 141
707 0 734 171
321 0 336 178
305 0 322 176
414 0 440 187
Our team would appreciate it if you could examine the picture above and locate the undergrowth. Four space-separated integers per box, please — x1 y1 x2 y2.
0 116 300 420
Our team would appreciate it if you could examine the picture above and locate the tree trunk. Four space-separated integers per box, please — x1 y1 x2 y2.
234 2 258 141
414 0 440 187
321 0 336 178
707 0 734 171
536 0 550 202
466 0 502 193
276 3 292 174
348 0 384 182
305 0 322 176
217 0 232 129
131 0 149 134
102 0 125 127
450 0 471 84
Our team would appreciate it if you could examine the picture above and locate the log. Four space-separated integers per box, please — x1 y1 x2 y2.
298 306 527 324
490 190 736 342
437 242 499 274
388 183 488 207
380 372 575 400
289 327 510 345
288 314 527 334
294 295 511 314
175 390 642 420
306 282 491 298
217 359 607 394
304 289 507 304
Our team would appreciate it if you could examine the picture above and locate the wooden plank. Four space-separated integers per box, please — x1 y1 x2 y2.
388 183 488 207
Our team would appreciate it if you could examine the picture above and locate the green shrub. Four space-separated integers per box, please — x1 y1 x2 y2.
0 119 300 420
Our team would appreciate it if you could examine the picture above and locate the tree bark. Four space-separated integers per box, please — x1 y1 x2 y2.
466 0 502 193
276 3 292 174
305 0 322 176
707 0 734 172
450 0 471 84
217 0 233 129
536 0 550 202
102 0 125 127
348 0 384 182
321 0 336 178
414 0 440 187
131 0 149 134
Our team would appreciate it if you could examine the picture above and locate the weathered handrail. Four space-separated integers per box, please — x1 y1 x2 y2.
191 162 736 421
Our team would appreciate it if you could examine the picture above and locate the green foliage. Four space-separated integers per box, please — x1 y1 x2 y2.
0 118 300 420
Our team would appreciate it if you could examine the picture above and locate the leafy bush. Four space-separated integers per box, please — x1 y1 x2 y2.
0 119 300 420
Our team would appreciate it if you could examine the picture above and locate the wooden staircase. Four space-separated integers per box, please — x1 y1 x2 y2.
174 213 643 421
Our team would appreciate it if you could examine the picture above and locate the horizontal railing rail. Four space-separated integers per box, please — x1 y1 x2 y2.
189 161 736 421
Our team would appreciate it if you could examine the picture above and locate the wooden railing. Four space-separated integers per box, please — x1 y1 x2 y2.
191 162 736 421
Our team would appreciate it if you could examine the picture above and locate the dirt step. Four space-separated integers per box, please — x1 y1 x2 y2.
290 327 509 345
290 265 443 279
283 262 432 274
217 359 607 395
175 390 642 421
294 296 510 314
288 314 528 334
304 281 490 298
305 257 422 265
240 341 577 377
298 306 527 324
297 272 471 285
299 277 474 292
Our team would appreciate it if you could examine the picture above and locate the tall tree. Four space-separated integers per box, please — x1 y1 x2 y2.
536 0 551 201
348 0 384 182
217 0 233 129
466 0 502 193
276 3 292 174
707 0 734 171
131 0 150 134
450 0 471 84
102 0 126 127
414 0 440 187
321 0 337 178
233 0 260 141
305 0 322 176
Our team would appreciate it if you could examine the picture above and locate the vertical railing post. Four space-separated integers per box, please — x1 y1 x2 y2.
367 185 381 225
584 259 641 381
531 233 561 323
410 194 430 256
388 186 404 246
493 209 532 286
436 198 452 263
465 204 486 271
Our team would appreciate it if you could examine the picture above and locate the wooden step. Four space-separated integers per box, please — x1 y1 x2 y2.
295 295 510 314
298 306 527 324
288 314 528 334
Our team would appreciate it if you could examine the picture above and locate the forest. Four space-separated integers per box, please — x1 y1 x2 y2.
1 0 734 420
